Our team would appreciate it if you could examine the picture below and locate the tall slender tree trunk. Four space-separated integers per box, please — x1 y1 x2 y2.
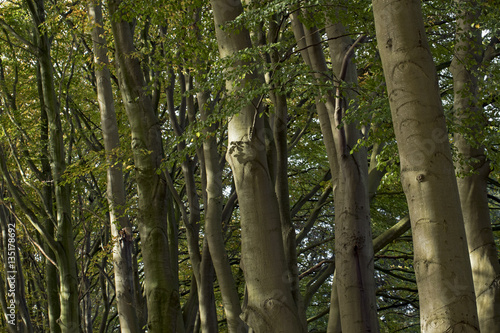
265 20 304 326
166 69 218 333
37 65 61 333
291 9 379 331
210 0 304 331
326 17 379 333
372 0 479 331
451 1 500 330
198 91 247 333
88 2 140 332
26 0 80 331
107 0 180 331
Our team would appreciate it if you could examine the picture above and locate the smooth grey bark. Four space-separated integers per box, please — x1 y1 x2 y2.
88 2 140 332
166 70 218 333
372 216 411 254
289 14 339 180
372 0 479 331
199 240 219 333
107 0 180 331
326 272 341 333
169 159 216 332
210 0 304 331
132 237 148 330
327 20 379 332
98 257 111 333
25 0 80 330
288 18 344 330
182 274 199 332
39 38 80 333
37 66 61 333
198 90 247 333
368 142 386 202
327 215 411 333
262 17 305 327
450 1 500 330
83 235 93 333
291 9 379 331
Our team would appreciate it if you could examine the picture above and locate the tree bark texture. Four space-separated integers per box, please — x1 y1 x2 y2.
210 0 304 331
107 0 181 331
198 91 248 333
450 1 500 330
37 67 61 333
88 2 140 332
327 18 379 333
26 0 80 330
291 9 379 331
372 0 479 331
265 18 305 326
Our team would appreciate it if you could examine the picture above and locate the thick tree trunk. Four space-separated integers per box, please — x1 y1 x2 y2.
210 0 304 331
450 1 500 330
107 0 180 331
372 0 479 331
88 2 140 333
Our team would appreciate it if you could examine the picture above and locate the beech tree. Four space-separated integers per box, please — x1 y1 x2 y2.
106 0 182 330
373 0 480 331
210 0 304 330
88 2 140 332
450 0 500 330
0 0 498 332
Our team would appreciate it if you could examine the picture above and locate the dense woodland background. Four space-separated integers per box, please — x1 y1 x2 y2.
0 0 499 332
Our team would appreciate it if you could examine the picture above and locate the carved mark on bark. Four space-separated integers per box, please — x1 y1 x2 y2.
391 60 429 82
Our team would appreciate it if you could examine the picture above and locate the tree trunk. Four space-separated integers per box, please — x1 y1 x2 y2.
88 2 141 332
37 65 61 333
198 91 247 333
210 0 304 331
26 0 80 330
107 0 180 331
326 17 379 333
372 0 479 331
450 1 500 330
265 19 304 326
291 9 379 331
166 68 218 333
